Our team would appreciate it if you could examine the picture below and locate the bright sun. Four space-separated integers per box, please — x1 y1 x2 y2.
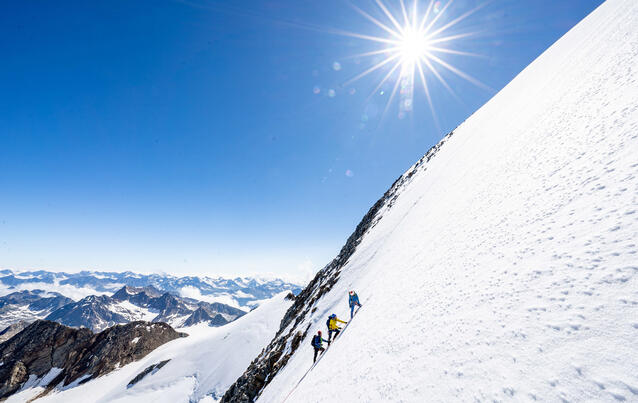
399 27 429 63
340 0 489 121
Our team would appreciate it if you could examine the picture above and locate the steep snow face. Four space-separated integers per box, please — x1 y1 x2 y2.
33 292 293 403
257 1 638 402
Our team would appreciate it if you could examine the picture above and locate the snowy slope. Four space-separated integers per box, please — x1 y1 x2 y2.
29 292 293 403
253 1 638 402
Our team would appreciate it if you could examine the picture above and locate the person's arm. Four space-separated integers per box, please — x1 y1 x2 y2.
337 318 347 324
322 338 330 343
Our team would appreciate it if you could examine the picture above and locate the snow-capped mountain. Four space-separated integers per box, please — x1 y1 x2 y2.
0 269 302 332
220 1 638 402
0 290 73 330
12 292 294 402
44 286 247 332
0 269 303 309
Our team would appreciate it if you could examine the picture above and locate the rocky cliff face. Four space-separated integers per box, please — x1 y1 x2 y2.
221 132 454 402
0 320 187 400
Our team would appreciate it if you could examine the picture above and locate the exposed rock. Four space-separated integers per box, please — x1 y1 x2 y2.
44 288 244 332
182 303 245 327
45 295 128 332
182 307 227 327
221 131 455 402
127 359 170 387
112 285 163 305
0 320 187 399
148 293 193 323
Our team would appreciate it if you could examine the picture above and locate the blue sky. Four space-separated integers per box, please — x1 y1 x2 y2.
0 0 603 281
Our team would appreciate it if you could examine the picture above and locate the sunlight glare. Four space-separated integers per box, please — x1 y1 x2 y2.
342 0 489 121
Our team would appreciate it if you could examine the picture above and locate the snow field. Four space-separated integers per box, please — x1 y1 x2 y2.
258 0 638 401
33 292 293 403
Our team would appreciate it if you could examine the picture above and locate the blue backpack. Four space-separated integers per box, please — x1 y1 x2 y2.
311 335 321 347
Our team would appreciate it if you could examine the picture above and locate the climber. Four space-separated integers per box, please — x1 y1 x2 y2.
326 313 347 342
311 330 329 363
348 290 362 318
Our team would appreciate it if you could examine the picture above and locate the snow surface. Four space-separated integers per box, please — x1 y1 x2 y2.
109 300 158 322
33 292 293 402
258 1 638 402
7 368 63 403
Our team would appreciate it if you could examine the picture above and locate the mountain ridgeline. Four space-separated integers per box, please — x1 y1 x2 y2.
0 272 302 332
0 320 187 399
222 131 455 402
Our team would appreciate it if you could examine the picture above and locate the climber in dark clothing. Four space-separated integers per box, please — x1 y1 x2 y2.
311 330 329 363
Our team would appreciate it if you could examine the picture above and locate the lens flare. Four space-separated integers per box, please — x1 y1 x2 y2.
340 0 490 121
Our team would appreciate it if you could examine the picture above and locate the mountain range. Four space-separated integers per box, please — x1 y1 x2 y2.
2 0 637 401
0 270 302 332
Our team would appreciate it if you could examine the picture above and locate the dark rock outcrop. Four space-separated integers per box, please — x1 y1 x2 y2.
221 131 455 403
147 292 193 324
112 285 163 305
127 359 170 388
0 320 187 399
182 307 228 327
182 303 246 327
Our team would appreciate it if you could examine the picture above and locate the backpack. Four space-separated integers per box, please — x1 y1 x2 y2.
326 318 331 329
311 335 320 347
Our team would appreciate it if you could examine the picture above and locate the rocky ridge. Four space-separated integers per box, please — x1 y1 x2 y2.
0 320 187 399
221 131 454 402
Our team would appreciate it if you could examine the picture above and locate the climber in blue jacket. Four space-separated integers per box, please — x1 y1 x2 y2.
348 290 362 318
311 330 329 363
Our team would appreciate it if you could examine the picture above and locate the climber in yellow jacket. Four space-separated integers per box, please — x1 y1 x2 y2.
326 313 347 342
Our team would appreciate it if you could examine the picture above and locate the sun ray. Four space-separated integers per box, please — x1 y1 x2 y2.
427 52 492 91
427 46 484 58
427 31 480 45
375 0 406 34
343 53 402 87
367 59 404 102
416 59 439 125
348 2 403 40
421 55 462 104
381 69 404 120
336 0 489 120
399 0 410 26
422 0 454 36
418 1 435 32
333 29 400 45
425 3 488 40
343 46 402 60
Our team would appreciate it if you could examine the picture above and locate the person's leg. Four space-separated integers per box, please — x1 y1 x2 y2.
350 305 354 318
314 348 318 363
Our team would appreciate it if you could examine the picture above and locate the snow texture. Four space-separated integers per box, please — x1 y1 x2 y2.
258 1 638 402
32 292 293 402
